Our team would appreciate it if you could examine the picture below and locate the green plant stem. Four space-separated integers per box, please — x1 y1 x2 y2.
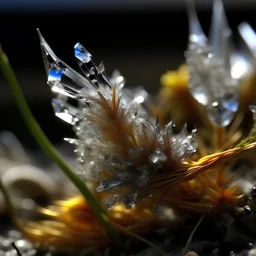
0 45 121 244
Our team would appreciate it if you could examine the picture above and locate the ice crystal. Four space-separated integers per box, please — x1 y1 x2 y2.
149 150 167 164
186 0 240 127
238 23 256 68
38 29 198 209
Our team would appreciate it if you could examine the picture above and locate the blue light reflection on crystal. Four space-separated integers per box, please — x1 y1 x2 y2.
52 98 63 113
74 43 92 64
223 99 239 112
48 68 63 84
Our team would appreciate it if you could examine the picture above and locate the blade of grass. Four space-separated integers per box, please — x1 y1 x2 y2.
0 45 121 244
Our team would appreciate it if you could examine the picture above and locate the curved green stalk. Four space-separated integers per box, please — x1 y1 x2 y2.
0 45 121 244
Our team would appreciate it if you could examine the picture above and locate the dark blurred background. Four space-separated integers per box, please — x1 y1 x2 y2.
0 0 256 151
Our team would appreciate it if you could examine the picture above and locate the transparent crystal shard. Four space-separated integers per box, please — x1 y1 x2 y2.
137 168 149 187
186 1 240 127
149 150 167 164
37 29 95 99
74 42 111 88
238 23 256 64
165 120 175 136
155 116 161 135
230 54 253 80
171 125 197 160
209 0 232 69
52 98 79 125
96 177 123 192
64 138 79 145
250 105 256 113
122 192 138 209
186 0 207 46
74 42 92 63
103 196 119 211
207 98 239 127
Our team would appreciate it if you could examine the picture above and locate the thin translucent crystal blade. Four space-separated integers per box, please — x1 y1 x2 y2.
209 0 232 70
170 125 197 160
37 29 94 99
231 54 253 80
238 23 256 62
149 150 167 164
122 192 138 209
103 196 119 211
249 105 256 114
96 177 123 192
52 98 79 125
186 0 207 45
186 1 239 127
186 45 239 127
74 43 92 63
74 42 111 88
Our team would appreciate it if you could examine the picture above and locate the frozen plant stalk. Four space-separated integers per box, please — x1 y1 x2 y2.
38 30 198 210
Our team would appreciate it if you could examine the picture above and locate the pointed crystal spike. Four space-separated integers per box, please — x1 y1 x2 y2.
74 42 111 88
96 177 123 192
238 23 256 63
165 120 175 136
36 28 58 74
37 29 93 98
186 0 207 45
52 98 79 125
64 138 79 145
209 0 225 56
48 68 76 98
209 0 232 69
74 42 92 63
103 196 119 211
98 62 105 74
249 105 256 114
122 192 138 209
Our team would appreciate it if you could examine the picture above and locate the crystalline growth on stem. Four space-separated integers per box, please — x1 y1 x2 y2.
165 122 198 161
37 29 97 100
52 98 80 125
74 42 111 91
238 23 256 72
38 30 199 211
185 0 240 127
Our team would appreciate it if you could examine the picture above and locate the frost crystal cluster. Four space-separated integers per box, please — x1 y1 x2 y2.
186 0 240 127
38 30 197 210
